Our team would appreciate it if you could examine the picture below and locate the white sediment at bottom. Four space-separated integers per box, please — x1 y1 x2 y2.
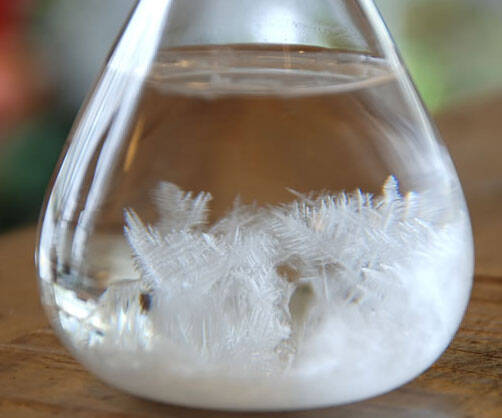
51 178 473 409
78 355 441 410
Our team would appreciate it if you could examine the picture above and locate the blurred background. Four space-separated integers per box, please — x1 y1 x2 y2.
1 0 501 233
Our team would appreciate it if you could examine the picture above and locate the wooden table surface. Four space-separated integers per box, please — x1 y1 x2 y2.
1 95 501 417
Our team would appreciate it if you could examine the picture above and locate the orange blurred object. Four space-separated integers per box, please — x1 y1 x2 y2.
0 0 32 30
0 0 46 137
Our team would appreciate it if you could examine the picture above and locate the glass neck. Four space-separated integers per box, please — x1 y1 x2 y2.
151 0 382 56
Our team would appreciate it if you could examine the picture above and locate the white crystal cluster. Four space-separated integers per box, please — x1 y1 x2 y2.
82 176 466 378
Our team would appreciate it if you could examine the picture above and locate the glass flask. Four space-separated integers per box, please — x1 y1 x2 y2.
36 0 474 411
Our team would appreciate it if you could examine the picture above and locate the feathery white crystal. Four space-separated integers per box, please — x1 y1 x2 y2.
61 177 472 409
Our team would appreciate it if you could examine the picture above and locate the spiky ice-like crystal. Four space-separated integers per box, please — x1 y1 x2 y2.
71 176 467 381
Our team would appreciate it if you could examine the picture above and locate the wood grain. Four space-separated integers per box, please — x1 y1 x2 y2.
1 96 501 417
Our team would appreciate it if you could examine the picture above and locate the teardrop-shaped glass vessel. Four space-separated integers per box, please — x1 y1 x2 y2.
36 0 473 410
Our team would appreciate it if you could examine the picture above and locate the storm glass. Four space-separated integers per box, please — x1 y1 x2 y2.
36 0 473 410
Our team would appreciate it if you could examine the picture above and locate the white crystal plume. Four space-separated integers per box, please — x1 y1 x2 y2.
89 177 461 374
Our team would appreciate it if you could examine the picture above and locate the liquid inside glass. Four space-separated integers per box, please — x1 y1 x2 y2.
38 46 473 410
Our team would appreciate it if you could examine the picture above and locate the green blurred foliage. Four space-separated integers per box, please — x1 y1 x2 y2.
0 113 69 231
380 0 502 112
